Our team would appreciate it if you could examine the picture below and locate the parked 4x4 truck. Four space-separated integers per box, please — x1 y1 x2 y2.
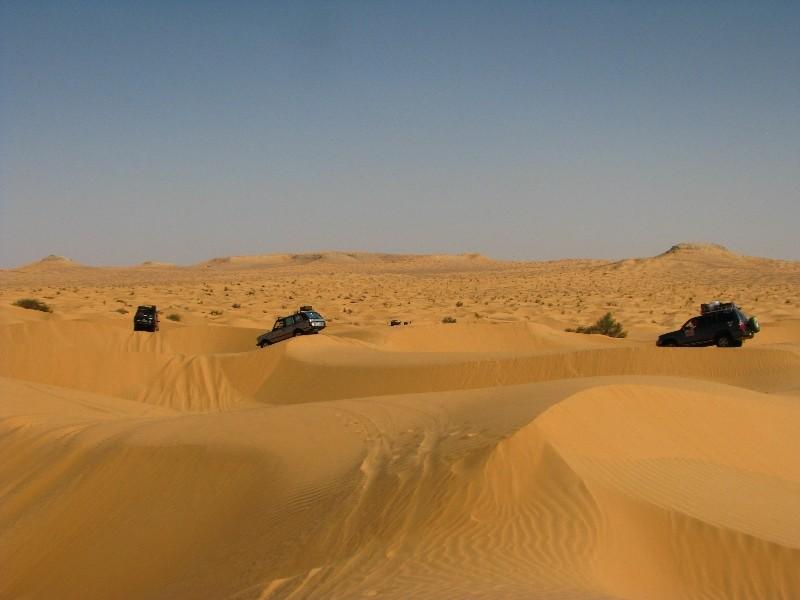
257 306 326 347
657 302 760 348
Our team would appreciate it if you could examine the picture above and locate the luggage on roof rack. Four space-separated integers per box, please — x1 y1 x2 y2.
299 305 313 312
700 301 737 314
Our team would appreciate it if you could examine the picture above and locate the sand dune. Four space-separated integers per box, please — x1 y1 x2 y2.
1 246 799 599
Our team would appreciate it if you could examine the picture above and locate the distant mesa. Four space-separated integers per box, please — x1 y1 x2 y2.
201 254 294 268
429 253 493 263
139 261 176 268
202 252 372 266
656 242 738 259
199 251 495 268
40 254 77 264
21 255 84 270
608 243 743 271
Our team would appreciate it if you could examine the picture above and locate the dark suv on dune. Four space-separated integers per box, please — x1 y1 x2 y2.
657 302 759 348
133 305 159 332
257 307 326 347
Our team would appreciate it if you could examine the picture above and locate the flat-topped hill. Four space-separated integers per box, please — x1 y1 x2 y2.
20 254 84 270
197 251 496 270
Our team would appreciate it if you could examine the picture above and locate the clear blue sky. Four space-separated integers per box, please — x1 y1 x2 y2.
1 1 798 266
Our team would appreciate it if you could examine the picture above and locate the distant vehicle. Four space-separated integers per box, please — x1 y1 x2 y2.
133 305 159 332
257 306 326 347
657 302 760 347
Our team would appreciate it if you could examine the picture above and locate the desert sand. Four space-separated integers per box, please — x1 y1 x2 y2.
1 243 799 599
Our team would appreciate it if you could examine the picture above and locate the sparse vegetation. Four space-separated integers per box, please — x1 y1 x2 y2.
13 298 52 312
210 310 223 316
455 301 464 307
166 313 181 321
231 303 241 309
115 308 129 314
442 316 457 324
566 312 627 338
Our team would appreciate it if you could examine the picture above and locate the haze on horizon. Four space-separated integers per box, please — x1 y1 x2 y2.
1 1 798 268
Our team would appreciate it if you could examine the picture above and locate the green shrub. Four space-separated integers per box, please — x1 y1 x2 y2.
166 313 181 321
13 298 52 312
566 312 627 338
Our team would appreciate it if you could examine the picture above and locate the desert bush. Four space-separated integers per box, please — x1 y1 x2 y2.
166 313 181 321
115 307 129 314
231 303 241 309
566 312 627 338
13 298 52 312
455 301 464 307
210 310 223 316
442 316 457 324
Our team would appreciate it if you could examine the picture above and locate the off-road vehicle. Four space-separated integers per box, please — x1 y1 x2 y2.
257 306 326 347
657 302 759 347
133 305 159 332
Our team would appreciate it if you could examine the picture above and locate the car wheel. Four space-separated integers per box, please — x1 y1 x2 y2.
293 330 303 337
663 340 677 347
716 334 733 347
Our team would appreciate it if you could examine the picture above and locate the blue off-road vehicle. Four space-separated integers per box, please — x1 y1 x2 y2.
657 302 760 348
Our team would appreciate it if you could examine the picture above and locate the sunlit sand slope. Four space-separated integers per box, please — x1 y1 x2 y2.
1 313 799 599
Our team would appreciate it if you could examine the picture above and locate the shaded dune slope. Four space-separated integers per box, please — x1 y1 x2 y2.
1 321 798 412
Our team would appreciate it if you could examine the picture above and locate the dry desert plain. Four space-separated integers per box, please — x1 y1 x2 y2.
1 243 800 599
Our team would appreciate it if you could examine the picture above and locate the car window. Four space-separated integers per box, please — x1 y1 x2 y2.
285 316 295 326
305 311 323 320
295 313 307 321
273 320 284 330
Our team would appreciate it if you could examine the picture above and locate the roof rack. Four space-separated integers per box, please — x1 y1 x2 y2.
299 305 313 312
700 301 738 315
